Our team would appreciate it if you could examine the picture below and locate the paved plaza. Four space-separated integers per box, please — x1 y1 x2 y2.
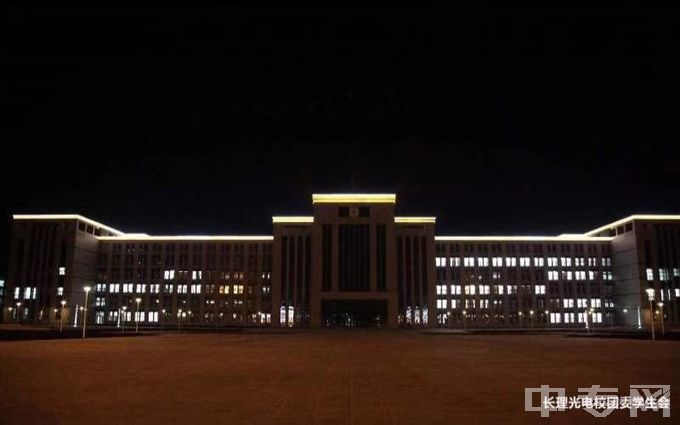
0 331 677 424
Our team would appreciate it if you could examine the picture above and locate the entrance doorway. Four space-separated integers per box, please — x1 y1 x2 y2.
321 299 387 328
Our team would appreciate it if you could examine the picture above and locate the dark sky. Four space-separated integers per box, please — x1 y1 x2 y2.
1 4 679 275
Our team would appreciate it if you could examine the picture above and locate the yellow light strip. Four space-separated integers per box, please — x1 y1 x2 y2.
272 216 314 223
395 217 436 224
435 235 614 242
13 214 125 235
312 194 396 204
584 214 680 236
97 235 273 241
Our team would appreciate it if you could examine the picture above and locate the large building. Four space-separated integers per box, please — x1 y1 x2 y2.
3 194 680 330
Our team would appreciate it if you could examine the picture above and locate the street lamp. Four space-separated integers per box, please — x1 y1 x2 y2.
462 310 467 330
60 300 66 333
645 288 655 340
162 309 166 329
529 310 534 328
177 309 183 331
544 310 549 326
518 311 524 328
15 302 22 325
82 286 91 339
135 297 142 333
657 302 665 337
121 306 127 333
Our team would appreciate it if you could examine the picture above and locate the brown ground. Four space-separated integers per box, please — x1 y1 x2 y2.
0 331 677 424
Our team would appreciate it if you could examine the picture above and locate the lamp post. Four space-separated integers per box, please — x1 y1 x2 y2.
121 306 127 333
529 310 534 328
657 302 665 337
544 310 549 327
161 309 166 330
519 311 524 328
135 297 142 333
60 300 66 333
178 309 183 331
15 302 22 325
645 288 655 340
462 310 467 330
82 286 91 339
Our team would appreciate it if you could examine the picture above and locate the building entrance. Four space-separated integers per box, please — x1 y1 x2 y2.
321 299 387 328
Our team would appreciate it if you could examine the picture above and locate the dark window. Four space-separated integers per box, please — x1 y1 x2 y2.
338 224 370 291
322 225 332 291
359 207 370 217
339 207 349 217
376 224 387 291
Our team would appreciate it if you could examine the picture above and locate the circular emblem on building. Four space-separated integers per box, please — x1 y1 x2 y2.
349 207 360 217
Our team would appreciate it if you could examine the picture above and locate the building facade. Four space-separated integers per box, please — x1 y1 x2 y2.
4 194 680 330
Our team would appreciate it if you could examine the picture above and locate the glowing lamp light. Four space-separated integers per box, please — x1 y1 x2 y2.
645 288 655 302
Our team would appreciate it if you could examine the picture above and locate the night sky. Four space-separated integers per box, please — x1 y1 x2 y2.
1 5 679 275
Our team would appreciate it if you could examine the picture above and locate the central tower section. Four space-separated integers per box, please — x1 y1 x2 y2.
311 194 398 327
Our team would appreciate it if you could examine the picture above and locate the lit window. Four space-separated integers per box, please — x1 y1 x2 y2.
450 285 461 295
659 269 669 281
547 257 558 267
14 287 20 299
533 257 544 267
601 257 611 267
535 285 546 295
136 284 146 293
219 285 230 294
477 257 489 267
164 270 175 280
58 267 66 276
57 287 64 296
190 284 201 294
575 271 586 281
24 287 31 300
436 299 448 309
588 271 595 281
550 313 561 324
519 257 531 267
478 285 490 295
505 257 516 267
563 299 574 308
560 257 571 267
464 285 476 295
192 270 202 280
646 268 654 281
493 285 504 295
492 257 503 267
548 271 559 281
464 257 475 267
436 285 448 295
450 257 461 267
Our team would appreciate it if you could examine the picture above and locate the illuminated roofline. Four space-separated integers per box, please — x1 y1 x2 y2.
13 214 124 235
584 214 680 236
272 216 314 223
312 194 396 204
97 235 273 241
435 235 614 242
395 217 436 224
